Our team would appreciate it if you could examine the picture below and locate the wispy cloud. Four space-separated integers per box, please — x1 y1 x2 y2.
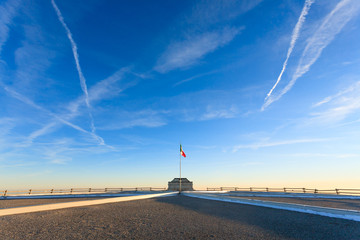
25 170 52 178
44 147 72 165
66 67 132 116
264 0 314 104
27 122 57 144
51 0 97 135
174 70 219 87
233 138 330 152
184 0 262 31
154 0 263 73
12 25 56 92
119 118 166 129
98 109 168 130
98 103 238 129
263 0 360 109
155 27 242 73
26 67 137 142
1 83 105 144
310 81 360 124
0 0 20 54
200 105 237 121
284 153 360 159
0 117 16 136
0 162 38 168
312 81 359 108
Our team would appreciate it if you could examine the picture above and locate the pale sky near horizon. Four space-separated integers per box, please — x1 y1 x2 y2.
1 0 360 190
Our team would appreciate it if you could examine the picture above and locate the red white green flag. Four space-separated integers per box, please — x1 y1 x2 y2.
180 144 186 157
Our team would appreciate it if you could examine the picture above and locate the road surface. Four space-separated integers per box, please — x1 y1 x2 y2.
1 195 359 239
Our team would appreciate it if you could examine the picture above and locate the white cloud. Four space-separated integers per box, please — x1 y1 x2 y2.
185 0 262 29
98 109 168 130
26 67 137 142
174 70 219 87
51 0 97 135
120 118 166 129
0 117 16 136
155 0 262 73
310 81 360 123
27 122 57 144
263 0 360 109
0 162 38 168
1 83 105 145
200 105 237 121
13 31 55 90
155 27 242 73
47 152 72 164
285 153 360 159
312 96 333 108
233 138 330 152
0 0 20 54
264 0 314 104
66 67 131 116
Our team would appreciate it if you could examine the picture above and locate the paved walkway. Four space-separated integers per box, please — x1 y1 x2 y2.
1 196 359 239
2 191 360 222
232 196 360 211
183 192 360 222
0 192 176 217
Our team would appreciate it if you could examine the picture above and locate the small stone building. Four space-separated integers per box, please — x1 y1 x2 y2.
168 178 194 191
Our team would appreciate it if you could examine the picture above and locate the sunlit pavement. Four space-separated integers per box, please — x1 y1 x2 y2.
183 192 360 222
1 195 360 240
0 192 176 217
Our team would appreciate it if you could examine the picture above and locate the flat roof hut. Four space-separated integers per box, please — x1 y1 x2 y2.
168 178 194 191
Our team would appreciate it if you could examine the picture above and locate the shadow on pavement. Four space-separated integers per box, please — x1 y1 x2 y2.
156 195 360 240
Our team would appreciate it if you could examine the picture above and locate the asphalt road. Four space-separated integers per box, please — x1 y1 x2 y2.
1 195 359 239
232 196 360 211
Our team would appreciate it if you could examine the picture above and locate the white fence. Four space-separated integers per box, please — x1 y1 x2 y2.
205 187 360 195
1 187 167 197
3 187 360 197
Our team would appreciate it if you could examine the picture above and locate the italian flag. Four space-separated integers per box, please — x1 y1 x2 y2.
180 144 186 157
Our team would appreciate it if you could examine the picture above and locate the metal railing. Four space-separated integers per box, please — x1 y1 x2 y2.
1 187 167 197
205 187 360 195
3 187 359 196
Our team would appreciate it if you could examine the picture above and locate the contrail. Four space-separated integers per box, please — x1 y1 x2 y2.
264 0 314 102
51 0 96 134
1 83 105 145
263 0 360 110
26 67 146 144
26 68 132 142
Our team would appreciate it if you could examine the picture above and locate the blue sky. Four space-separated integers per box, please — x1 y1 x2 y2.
1 0 360 190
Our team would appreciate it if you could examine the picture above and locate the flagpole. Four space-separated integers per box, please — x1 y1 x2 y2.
179 144 182 194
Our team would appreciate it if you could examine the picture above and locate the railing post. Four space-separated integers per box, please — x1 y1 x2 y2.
250 187 252 192
89 188 91 192
4 190 7 196
335 189 339 195
70 188 73 194
283 188 286 193
105 188 108 192
235 187 238 191
314 189 318 194
220 187 223 191
29 189 32 195
266 187 269 192
150 187 152 191
303 188 306 193
121 188 123 192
